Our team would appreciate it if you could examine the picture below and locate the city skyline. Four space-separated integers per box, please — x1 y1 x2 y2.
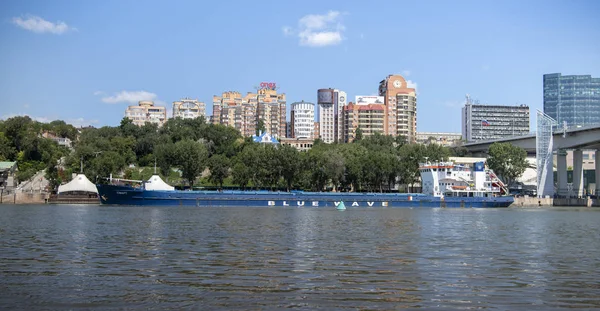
1 0 599 132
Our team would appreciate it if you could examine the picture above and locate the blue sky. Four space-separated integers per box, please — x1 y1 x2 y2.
1 0 599 132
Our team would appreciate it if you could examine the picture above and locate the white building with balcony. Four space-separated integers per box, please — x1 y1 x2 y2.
125 101 167 127
291 101 315 139
173 98 206 120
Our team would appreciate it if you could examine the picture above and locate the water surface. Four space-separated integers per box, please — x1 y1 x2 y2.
1 205 599 310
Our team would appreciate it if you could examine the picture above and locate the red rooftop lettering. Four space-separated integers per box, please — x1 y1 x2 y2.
260 82 276 89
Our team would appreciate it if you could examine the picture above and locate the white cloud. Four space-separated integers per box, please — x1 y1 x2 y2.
66 118 99 127
12 15 76 34
93 91 104 96
24 103 30 109
406 80 418 89
482 64 490 71
100 90 158 104
285 11 346 47
402 70 411 77
300 31 342 47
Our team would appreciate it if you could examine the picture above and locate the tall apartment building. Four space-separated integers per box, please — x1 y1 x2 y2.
290 101 315 139
343 96 385 142
212 85 287 138
212 91 256 136
256 87 287 138
543 73 600 128
125 101 167 127
317 88 346 143
461 95 530 142
173 98 206 120
378 75 417 143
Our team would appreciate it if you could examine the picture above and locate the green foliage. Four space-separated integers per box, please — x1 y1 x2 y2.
207 154 230 188
0 132 17 161
174 140 208 187
487 142 528 185
1 116 473 193
231 162 252 190
46 120 78 140
354 128 363 141
256 119 266 136
278 144 301 191
154 142 176 178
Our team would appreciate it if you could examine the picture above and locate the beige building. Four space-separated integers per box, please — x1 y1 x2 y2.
416 132 462 147
280 137 315 152
125 101 167 127
378 75 417 143
173 98 206 120
212 85 287 138
343 96 386 142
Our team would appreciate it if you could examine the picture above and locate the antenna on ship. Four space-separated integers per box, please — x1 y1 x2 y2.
424 156 429 164
80 157 83 174
154 158 157 174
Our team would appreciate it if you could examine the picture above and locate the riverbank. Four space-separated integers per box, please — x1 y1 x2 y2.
511 196 600 207
0 192 47 204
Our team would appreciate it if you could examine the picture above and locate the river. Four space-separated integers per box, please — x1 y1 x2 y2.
1 205 599 310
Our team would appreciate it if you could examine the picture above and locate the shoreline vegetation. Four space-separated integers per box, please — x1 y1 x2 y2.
0 116 526 193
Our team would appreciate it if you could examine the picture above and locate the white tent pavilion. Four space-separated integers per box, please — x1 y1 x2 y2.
145 175 175 191
57 174 98 194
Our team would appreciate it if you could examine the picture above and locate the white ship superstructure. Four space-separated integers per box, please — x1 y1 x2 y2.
419 161 507 198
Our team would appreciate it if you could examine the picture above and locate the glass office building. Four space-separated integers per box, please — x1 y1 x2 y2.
543 73 600 128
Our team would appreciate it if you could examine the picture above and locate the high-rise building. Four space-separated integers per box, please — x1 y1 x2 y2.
125 101 167 127
543 73 600 128
461 95 530 142
317 88 346 143
378 75 417 143
212 91 256 136
336 90 347 143
290 101 315 139
212 83 287 138
173 98 206 120
343 96 385 142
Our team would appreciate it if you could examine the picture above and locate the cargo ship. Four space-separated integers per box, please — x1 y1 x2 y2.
97 161 513 208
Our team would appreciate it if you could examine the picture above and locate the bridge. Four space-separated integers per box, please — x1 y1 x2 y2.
463 125 600 197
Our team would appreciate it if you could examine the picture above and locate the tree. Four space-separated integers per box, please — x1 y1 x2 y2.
119 117 139 138
154 142 176 179
354 128 363 141
338 143 368 192
174 140 208 187
256 119 266 136
231 162 252 190
278 144 301 191
3 116 36 152
487 142 527 185
48 120 78 140
0 132 17 161
207 154 230 188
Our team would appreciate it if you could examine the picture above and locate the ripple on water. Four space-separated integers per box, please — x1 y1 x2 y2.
0 205 599 310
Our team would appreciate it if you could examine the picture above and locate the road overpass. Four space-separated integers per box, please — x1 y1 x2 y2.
463 125 600 198
463 125 600 154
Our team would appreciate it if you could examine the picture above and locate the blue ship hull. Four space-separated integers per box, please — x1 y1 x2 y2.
96 185 514 208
